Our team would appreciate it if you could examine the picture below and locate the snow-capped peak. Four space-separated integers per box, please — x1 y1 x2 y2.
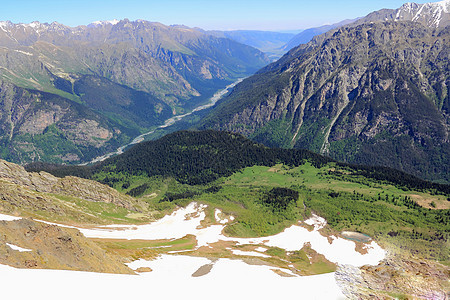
395 0 450 27
0 21 13 30
89 19 120 27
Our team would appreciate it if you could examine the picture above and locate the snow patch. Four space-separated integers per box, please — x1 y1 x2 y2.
0 213 21 221
214 208 232 224
26 21 41 28
91 19 120 26
14 50 33 56
6 243 32 252
0 254 345 299
34 202 386 267
304 214 327 230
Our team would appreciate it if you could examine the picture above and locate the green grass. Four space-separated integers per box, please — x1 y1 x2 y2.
86 160 449 261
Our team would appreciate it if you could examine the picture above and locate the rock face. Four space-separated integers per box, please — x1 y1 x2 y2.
0 80 143 164
200 20 449 182
0 218 133 274
0 19 269 164
335 254 449 299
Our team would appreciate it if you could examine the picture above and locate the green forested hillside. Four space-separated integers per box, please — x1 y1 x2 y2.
25 129 450 263
26 130 449 194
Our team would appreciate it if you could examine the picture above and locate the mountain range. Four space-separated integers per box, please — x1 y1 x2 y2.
199 0 450 183
0 2 449 298
0 19 269 164
206 30 295 60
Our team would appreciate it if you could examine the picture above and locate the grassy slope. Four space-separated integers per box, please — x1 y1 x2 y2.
97 161 449 263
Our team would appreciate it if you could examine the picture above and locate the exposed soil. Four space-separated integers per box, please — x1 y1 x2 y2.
0 218 133 274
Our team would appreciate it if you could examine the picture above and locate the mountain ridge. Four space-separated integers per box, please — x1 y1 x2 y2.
198 16 449 182
0 18 269 165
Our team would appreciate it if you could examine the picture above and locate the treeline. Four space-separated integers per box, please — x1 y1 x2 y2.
334 164 450 195
25 162 93 178
25 130 449 194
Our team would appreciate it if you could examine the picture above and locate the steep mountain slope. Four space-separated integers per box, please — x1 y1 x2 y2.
0 157 155 273
0 19 269 164
0 218 134 273
0 158 148 221
0 19 268 103
199 19 449 183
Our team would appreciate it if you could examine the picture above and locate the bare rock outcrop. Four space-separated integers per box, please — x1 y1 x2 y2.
0 159 143 211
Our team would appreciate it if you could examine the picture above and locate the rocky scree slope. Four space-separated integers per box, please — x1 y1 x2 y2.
0 158 147 221
199 21 450 183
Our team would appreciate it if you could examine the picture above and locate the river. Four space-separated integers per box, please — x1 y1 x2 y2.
82 78 244 165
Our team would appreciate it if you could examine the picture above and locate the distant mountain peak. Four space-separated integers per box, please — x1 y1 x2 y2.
89 19 120 27
25 21 42 28
394 0 450 27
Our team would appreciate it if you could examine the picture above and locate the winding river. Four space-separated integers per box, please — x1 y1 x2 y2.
83 78 244 165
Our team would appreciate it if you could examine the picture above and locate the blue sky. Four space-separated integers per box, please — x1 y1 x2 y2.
2 0 434 31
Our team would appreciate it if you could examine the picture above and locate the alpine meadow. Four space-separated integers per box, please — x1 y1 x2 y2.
0 1 448 299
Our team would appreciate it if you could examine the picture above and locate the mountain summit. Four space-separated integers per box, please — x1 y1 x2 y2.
359 0 450 28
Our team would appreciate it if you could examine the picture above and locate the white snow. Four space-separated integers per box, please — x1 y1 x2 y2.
26 21 41 28
14 49 33 56
304 213 327 230
214 208 233 224
436 0 450 13
41 202 384 267
0 255 346 300
5 243 32 252
91 19 120 26
228 225 386 267
67 202 207 240
0 202 387 299
0 213 21 221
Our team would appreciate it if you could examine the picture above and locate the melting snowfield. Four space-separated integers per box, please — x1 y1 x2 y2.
72 203 385 267
0 203 386 299
0 258 345 300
